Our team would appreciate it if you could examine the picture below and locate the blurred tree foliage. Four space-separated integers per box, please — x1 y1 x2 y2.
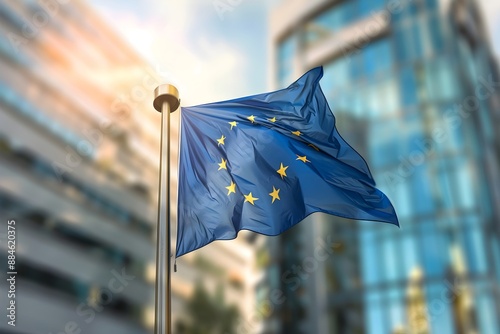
175 283 240 334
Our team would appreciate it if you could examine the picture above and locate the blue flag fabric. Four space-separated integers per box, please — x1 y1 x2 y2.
176 67 398 257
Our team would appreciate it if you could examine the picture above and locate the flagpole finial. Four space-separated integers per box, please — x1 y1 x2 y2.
154 84 180 113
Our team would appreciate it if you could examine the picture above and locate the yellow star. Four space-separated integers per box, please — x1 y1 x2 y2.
308 143 319 151
276 163 288 179
218 158 227 170
226 181 236 196
268 117 277 123
229 121 238 130
292 130 301 136
244 192 258 205
247 115 256 123
217 135 226 146
296 155 310 163
269 186 280 203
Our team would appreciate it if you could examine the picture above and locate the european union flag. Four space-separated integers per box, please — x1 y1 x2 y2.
176 67 398 257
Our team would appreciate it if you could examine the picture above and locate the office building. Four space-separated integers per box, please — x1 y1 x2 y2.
0 1 255 333
262 0 500 333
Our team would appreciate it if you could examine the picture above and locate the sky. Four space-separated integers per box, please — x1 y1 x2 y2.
89 0 278 106
88 0 500 106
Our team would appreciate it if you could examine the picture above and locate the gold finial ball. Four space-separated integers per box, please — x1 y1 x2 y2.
154 84 180 113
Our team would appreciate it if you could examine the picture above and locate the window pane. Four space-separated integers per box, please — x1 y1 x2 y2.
359 0 386 17
383 237 398 281
323 57 351 94
363 43 378 78
366 293 387 334
429 14 445 54
425 0 438 10
411 20 424 60
277 35 296 87
402 233 419 278
426 284 456 334
476 293 500 334
400 66 418 106
361 229 381 285
387 295 406 333
418 222 447 277
454 164 475 210
409 165 434 215
462 223 487 274
377 39 394 73
305 1 356 46
394 23 410 62
493 236 500 281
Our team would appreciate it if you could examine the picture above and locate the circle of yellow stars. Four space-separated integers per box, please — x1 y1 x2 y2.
215 115 314 206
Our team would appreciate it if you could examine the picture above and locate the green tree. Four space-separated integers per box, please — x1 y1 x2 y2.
175 283 240 334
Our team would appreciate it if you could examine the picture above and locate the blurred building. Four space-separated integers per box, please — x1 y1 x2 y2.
261 0 500 333
0 1 255 333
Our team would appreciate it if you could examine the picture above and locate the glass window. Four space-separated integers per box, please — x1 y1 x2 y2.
418 221 447 277
365 292 387 334
378 75 400 116
402 233 419 278
476 293 500 334
305 1 356 46
387 295 406 333
379 119 402 158
377 39 394 74
323 57 351 95
426 284 456 334
322 62 336 96
411 20 424 60
399 66 418 106
419 17 432 56
410 165 435 215
493 236 500 281
424 61 439 102
408 0 420 16
315 1 355 31
363 43 379 78
440 105 466 153
436 161 454 210
394 23 412 62
425 0 438 10
268 264 280 289
332 89 351 113
277 35 297 88
454 164 475 210
350 87 363 116
363 39 393 78
349 49 363 81
394 180 413 219
361 229 381 285
368 121 389 167
424 57 458 102
462 223 487 274
429 14 445 54
382 237 398 281
358 0 386 17
366 138 386 169
367 85 380 117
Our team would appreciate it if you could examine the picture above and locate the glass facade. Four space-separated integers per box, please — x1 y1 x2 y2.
270 0 500 333
304 0 386 48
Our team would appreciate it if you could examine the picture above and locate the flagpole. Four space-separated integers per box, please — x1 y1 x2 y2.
153 84 180 334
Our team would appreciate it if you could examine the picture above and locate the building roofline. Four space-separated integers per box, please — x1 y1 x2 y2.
270 0 339 43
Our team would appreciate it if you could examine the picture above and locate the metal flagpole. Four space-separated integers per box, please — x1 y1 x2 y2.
153 84 180 334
